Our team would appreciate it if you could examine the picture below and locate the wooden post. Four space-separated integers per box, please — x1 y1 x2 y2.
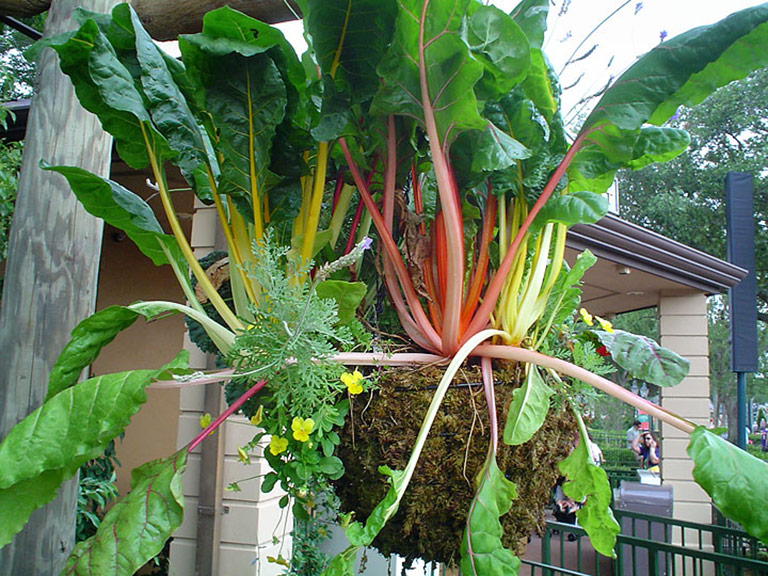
0 1 117 573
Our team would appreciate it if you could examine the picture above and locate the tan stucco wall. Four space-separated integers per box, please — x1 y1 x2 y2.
658 292 712 526
92 172 189 495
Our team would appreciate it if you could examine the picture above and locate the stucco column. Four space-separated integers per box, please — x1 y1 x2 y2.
658 292 711 525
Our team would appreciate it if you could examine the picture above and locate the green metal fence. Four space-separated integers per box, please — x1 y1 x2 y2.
528 509 768 576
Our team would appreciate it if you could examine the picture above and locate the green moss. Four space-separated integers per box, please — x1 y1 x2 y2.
334 364 578 565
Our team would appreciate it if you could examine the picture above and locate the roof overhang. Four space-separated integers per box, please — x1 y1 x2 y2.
568 213 746 316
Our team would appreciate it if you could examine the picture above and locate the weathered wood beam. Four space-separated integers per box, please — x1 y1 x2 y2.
0 0 116 573
0 0 301 40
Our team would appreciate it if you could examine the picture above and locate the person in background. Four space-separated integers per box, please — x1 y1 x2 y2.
627 420 642 463
626 420 641 448
760 419 768 452
632 430 660 470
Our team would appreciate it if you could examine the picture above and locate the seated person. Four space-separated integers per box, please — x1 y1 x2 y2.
631 430 660 470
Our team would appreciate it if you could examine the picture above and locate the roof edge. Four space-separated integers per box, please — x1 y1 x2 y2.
569 213 746 294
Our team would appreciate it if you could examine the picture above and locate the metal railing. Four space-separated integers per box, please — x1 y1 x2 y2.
527 509 768 576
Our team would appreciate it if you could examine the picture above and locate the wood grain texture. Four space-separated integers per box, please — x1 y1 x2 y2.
0 0 302 39
0 1 116 573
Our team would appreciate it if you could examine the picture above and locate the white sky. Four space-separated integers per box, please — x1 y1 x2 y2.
273 0 766 125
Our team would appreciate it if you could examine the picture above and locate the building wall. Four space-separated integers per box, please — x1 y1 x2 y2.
658 292 712 526
92 170 187 498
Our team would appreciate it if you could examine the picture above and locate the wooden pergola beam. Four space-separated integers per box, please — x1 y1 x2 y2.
0 0 302 40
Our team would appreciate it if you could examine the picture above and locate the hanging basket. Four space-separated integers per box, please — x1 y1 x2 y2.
334 363 578 565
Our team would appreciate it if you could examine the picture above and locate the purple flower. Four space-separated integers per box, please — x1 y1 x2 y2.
358 237 373 251
659 30 668 43
634 2 643 15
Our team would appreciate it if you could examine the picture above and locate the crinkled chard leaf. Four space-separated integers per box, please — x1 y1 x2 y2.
373 0 485 148
531 190 609 232
50 14 172 169
42 164 184 270
688 427 768 545
594 329 689 387
460 455 520 576
584 4 768 131
62 450 187 576
300 0 397 102
504 365 552 446
0 353 188 547
559 439 619 558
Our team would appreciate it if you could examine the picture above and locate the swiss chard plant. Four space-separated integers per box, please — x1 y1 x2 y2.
3 1 768 574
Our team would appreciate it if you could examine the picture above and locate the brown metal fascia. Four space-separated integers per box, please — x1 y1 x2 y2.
569 214 747 294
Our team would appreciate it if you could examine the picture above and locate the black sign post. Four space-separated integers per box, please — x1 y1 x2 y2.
725 172 758 449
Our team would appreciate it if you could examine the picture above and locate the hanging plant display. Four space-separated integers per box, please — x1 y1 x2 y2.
2 1 768 575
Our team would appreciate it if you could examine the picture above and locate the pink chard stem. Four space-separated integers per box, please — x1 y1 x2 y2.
418 1 464 355
188 379 267 452
464 133 588 342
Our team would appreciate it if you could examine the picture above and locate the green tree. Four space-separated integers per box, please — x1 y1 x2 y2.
0 15 44 101
616 67 768 323
616 69 768 441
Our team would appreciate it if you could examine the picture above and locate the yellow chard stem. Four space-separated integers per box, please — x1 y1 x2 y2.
142 143 242 332
209 171 259 307
300 141 330 265
498 193 507 262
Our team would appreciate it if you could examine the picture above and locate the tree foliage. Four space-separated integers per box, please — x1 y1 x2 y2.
616 67 768 324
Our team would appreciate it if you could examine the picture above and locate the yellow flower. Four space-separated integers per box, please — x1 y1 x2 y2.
269 436 288 456
341 370 364 395
291 417 315 442
237 446 250 465
199 413 212 429
250 405 264 427
596 316 614 333
579 308 593 326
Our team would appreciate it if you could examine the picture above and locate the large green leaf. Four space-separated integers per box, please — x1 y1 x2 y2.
51 16 171 169
302 0 397 101
465 2 530 100
584 4 768 131
0 353 188 547
126 7 214 202
520 48 557 123
568 126 690 194
471 122 531 173
594 329 689 387
373 0 486 147
47 305 145 399
42 164 183 268
688 427 768 545
504 365 552 446
47 302 227 400
63 451 187 575
510 0 549 50
559 437 619 557
532 191 609 231
0 470 68 549
181 39 287 214
460 454 520 575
